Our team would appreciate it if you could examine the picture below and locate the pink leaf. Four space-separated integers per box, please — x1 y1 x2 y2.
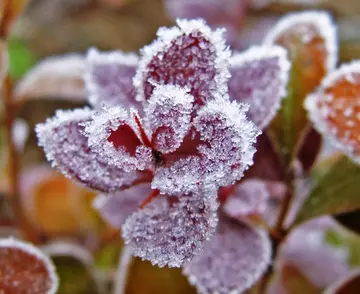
183 217 271 294
83 106 153 171
134 19 231 106
0 238 58 294
93 183 151 228
122 189 219 268
228 45 291 129
146 85 193 153
85 48 143 112
36 108 147 192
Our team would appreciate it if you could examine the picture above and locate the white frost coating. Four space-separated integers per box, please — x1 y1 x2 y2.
85 48 140 109
122 189 219 268
305 61 360 164
83 106 152 171
93 183 151 227
223 179 270 218
12 119 29 152
145 84 193 153
15 54 86 102
36 107 140 192
229 45 291 129
0 238 59 294
134 18 231 101
183 218 272 294
263 11 338 72
194 99 260 188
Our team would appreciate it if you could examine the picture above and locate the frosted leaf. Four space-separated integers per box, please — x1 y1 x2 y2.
183 217 272 294
305 61 360 164
194 99 260 188
223 179 270 218
0 238 58 294
122 189 219 268
263 11 337 73
85 48 143 111
164 0 246 46
83 106 153 171
228 45 291 129
15 54 86 103
277 217 350 288
146 85 193 153
93 183 151 228
0 40 8 86
36 108 146 192
134 19 231 106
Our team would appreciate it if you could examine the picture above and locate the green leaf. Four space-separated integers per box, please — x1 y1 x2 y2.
295 156 360 225
7 40 36 80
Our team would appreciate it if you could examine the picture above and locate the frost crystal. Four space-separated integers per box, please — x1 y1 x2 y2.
134 19 231 106
223 179 270 218
122 189 219 268
93 183 151 227
263 11 337 73
0 238 58 294
305 61 360 164
36 108 145 192
194 99 260 188
83 106 153 171
228 45 291 129
152 99 259 194
183 217 272 294
85 48 143 111
145 85 193 153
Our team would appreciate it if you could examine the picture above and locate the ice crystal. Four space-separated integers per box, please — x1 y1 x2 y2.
85 48 143 111
93 183 151 227
0 238 58 294
223 179 270 218
122 189 219 268
305 61 360 164
83 106 153 172
134 19 231 106
228 45 291 129
145 85 194 153
152 99 259 195
36 108 146 192
183 217 271 294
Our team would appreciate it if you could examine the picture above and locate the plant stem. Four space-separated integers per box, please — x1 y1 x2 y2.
257 168 295 294
3 76 39 243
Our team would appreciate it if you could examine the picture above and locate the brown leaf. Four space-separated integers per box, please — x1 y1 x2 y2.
0 40 8 86
325 270 360 294
0 238 58 293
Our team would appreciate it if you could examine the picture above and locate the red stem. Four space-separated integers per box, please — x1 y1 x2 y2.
139 189 160 209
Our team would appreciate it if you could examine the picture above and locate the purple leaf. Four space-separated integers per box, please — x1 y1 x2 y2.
85 48 143 112
146 85 193 153
183 217 271 294
93 183 151 228
36 108 148 192
134 19 231 106
122 189 219 268
228 45 291 129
